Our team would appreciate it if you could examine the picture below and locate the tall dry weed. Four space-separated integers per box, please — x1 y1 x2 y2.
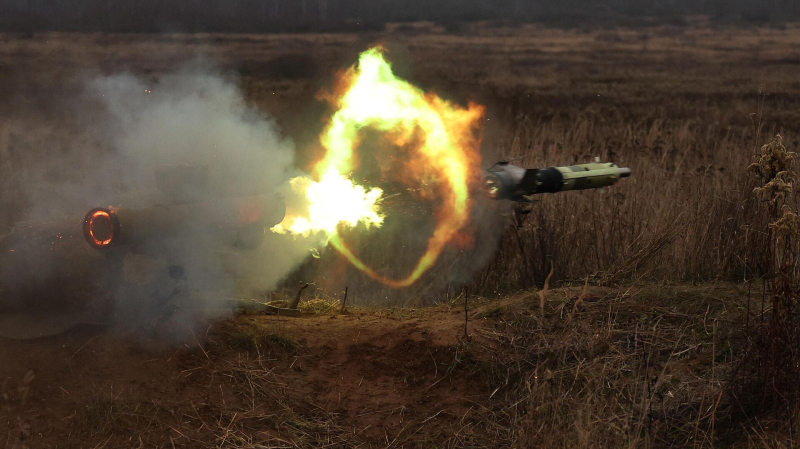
745 135 800 410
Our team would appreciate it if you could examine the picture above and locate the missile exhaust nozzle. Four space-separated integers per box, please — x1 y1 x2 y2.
82 194 285 251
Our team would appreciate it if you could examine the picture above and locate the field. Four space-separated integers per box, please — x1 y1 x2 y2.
2 20 800 447
0 284 752 447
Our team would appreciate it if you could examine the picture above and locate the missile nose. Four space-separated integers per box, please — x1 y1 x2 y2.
618 167 632 178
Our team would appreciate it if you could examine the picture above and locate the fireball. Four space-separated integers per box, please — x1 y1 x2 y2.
271 168 384 237
271 46 484 288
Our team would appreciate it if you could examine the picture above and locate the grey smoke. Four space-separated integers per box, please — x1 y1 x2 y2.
91 67 293 200
0 64 315 338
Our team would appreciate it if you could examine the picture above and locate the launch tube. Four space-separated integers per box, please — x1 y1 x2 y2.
83 194 285 250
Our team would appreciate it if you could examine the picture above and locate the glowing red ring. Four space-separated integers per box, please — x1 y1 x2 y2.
83 208 118 249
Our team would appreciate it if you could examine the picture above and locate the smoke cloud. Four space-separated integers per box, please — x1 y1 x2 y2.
0 63 314 339
0 55 506 339
91 66 292 201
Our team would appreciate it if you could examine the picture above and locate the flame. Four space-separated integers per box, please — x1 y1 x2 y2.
272 47 484 288
87 209 114 247
271 168 384 237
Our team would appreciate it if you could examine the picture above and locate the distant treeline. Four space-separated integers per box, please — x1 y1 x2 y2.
1 0 798 33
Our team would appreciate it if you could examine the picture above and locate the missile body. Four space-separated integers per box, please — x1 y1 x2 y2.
485 161 631 202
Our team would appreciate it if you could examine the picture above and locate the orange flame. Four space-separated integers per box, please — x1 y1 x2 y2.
86 209 114 247
272 47 484 288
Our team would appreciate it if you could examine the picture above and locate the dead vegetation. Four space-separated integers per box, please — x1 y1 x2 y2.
0 281 782 447
89 284 754 448
1 370 35 447
2 22 800 448
194 284 753 448
728 134 800 436
452 284 746 447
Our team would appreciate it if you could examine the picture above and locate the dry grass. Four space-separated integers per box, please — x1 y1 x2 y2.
203 358 357 447
3 23 800 447
730 135 800 432
297 296 340 315
453 284 747 447
0 370 35 448
2 26 800 292
219 283 751 447
475 111 760 290
0 283 779 447
255 22 800 299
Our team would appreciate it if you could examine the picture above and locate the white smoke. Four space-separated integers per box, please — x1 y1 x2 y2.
91 66 293 200
0 64 315 339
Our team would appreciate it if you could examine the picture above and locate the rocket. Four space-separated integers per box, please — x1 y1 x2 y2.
484 160 630 202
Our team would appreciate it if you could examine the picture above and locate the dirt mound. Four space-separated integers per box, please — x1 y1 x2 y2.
0 296 505 447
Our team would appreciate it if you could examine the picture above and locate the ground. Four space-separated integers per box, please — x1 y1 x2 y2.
1 284 750 448
2 20 799 448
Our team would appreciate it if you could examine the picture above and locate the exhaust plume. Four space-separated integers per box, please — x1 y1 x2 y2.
0 63 313 337
271 47 486 289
